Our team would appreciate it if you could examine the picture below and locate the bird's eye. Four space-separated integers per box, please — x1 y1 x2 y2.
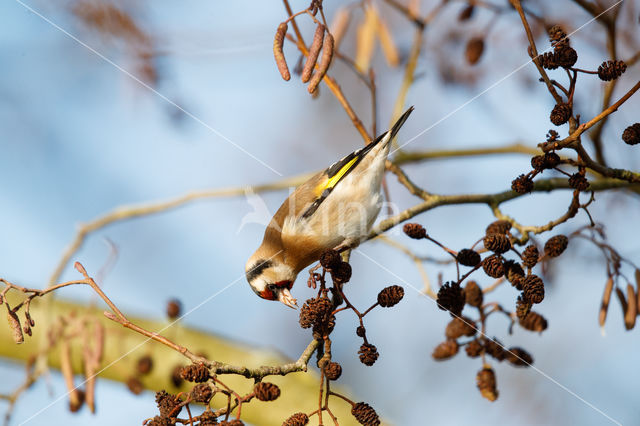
267 284 277 293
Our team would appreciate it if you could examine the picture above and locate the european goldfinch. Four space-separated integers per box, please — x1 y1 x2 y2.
246 107 414 308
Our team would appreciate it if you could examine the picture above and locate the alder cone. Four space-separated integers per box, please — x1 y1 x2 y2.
437 282 465 316
465 37 485 65
351 402 380 426
254 382 281 401
464 280 483 307
432 340 459 360
476 367 498 401
283 413 309 426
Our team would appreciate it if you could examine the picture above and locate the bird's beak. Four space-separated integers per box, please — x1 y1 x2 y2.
278 288 298 309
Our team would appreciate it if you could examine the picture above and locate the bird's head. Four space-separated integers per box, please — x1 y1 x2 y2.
245 257 298 309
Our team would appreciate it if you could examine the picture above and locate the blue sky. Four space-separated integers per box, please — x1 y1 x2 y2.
1 0 639 425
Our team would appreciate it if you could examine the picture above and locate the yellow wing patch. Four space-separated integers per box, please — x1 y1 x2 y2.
315 157 358 196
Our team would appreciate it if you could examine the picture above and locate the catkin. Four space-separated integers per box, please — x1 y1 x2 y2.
330 7 351 52
599 277 614 329
624 283 637 330
302 24 325 83
7 309 24 344
273 22 290 81
307 32 334 93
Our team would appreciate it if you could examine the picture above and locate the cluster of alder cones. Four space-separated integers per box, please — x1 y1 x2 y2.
403 220 570 401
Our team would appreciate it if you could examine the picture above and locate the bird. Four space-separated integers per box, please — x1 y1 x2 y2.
245 107 414 308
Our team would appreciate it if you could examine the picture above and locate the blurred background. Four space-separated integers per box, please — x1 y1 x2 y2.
0 0 639 425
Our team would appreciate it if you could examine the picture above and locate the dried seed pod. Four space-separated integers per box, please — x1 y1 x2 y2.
156 390 182 418
531 155 546 170
137 355 153 375
538 51 559 70
222 420 244 426
319 249 342 270
273 22 290 81
7 309 24 344
506 347 533 367
484 337 505 361
299 299 317 329
482 255 505 279
458 4 475 21
179 363 209 383
191 383 213 403
351 402 380 426
516 295 531 320
199 411 218 425
283 412 310 426
504 260 525 290
522 245 539 268
331 261 352 283
403 222 427 239
598 60 627 81
445 316 477 339
324 361 342 380
599 277 614 329
437 281 466 316
544 235 568 257
555 45 577 68
550 103 572 126
511 174 534 193
465 339 483 358
302 24 325 83
432 340 459 360
464 280 483 307
307 32 334 93
126 376 144 395
485 220 512 235
548 25 568 47
166 299 181 319
356 325 366 337
476 367 498 401
622 123 640 145
457 248 481 267
300 296 332 332
465 37 484 65
523 274 545 304
519 311 548 332
358 343 379 366
484 234 511 254
543 152 561 168
254 382 281 401
312 313 336 339
624 283 637 330
569 173 589 191
377 285 404 307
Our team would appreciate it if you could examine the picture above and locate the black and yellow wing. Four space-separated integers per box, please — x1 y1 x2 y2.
300 134 385 219
299 106 414 220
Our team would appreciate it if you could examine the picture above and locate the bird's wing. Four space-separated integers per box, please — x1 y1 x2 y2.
273 106 415 227
299 134 387 220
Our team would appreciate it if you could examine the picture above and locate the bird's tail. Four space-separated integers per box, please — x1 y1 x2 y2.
388 106 414 141
366 106 414 149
